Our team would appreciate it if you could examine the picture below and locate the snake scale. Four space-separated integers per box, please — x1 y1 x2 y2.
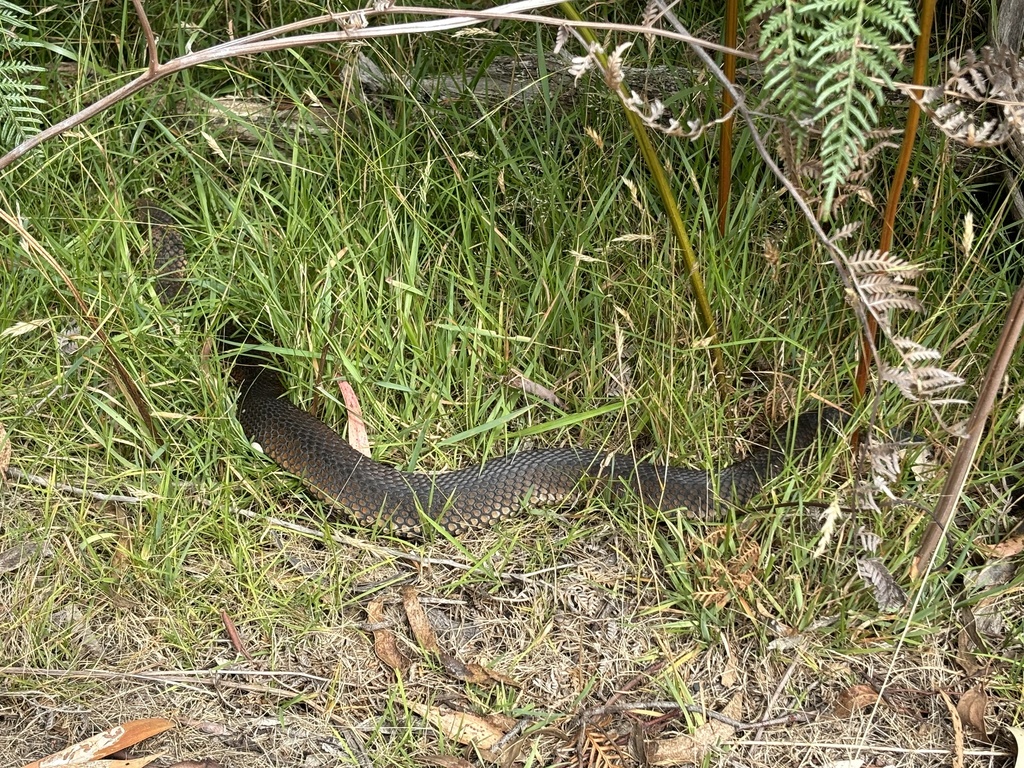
136 200 842 538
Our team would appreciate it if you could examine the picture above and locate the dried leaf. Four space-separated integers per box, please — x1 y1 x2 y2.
337 379 371 458
939 690 966 768
975 534 1024 559
833 684 879 718
506 372 563 407
0 541 50 574
366 599 409 673
401 586 440 653
856 558 907 612
21 718 173 768
409 704 505 750
0 422 10 478
647 692 742 765
956 626 982 675
967 560 1018 590
957 686 988 738
719 658 739 687
971 602 1007 641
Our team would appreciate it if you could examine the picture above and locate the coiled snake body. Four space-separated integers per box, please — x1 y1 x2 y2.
137 201 841 538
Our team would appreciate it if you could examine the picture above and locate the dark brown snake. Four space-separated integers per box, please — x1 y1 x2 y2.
136 200 842 538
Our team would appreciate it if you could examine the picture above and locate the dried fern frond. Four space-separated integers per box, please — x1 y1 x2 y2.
844 249 962 406
847 250 925 321
866 294 925 314
857 557 908 612
881 363 966 401
831 221 862 241
891 337 943 363
917 46 1024 148
847 250 923 279
641 0 661 54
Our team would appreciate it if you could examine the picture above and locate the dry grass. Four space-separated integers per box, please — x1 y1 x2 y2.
2 466 1021 766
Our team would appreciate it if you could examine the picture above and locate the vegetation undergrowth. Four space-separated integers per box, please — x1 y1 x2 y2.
1 1 1023 766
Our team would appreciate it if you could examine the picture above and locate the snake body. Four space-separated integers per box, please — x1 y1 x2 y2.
136 200 841 538
229 347 840 537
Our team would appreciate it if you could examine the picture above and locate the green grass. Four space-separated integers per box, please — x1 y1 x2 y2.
2 2 1024 765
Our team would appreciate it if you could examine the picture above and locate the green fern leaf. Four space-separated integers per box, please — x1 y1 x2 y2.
0 0 45 151
751 0 916 213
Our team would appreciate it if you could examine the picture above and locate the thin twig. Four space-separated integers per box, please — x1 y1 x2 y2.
578 700 814 731
130 0 160 76
388 7 755 58
6 466 149 505
734 739 1008 757
0 666 319 699
751 656 799 743
220 610 255 662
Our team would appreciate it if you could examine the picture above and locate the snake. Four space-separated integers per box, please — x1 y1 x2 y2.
135 200 842 538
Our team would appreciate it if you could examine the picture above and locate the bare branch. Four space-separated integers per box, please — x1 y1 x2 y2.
913 282 1024 577
130 0 161 76
0 0 749 173
5 466 149 504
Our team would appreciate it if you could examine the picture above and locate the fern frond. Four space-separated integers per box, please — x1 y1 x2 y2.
808 0 916 211
750 0 817 118
846 250 922 278
881 364 965 401
867 295 925 313
751 0 916 214
918 47 1024 148
891 337 943 363
854 273 919 293
830 221 861 241
0 0 45 150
